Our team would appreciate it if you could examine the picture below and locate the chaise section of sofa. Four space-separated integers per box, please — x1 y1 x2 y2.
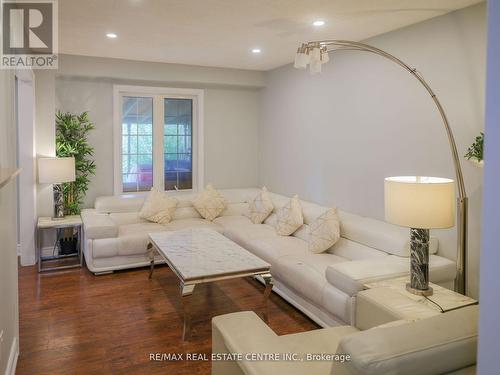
81 187 457 325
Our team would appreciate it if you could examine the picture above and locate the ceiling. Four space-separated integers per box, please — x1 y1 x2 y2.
59 0 483 71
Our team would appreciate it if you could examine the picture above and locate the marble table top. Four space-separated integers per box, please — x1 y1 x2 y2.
38 215 82 229
148 229 271 282
364 276 477 312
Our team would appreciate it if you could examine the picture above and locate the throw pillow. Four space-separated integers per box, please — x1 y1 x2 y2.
308 208 341 253
139 188 178 224
192 184 226 221
275 195 303 236
248 187 274 224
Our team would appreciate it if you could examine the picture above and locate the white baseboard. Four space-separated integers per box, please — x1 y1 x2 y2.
16 244 20 257
5 337 19 375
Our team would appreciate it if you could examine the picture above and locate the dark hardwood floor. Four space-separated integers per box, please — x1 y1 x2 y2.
17 264 318 374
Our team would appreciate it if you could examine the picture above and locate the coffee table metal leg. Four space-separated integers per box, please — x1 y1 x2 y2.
181 283 195 341
147 243 155 279
261 273 274 322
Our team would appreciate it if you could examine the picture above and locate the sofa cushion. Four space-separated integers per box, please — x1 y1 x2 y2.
308 208 340 253
248 187 274 224
334 305 478 375
139 188 178 224
118 222 167 237
95 194 145 213
275 195 304 236
338 210 439 256
220 202 251 217
213 215 253 228
274 253 347 306
192 184 227 221
109 212 147 226
81 209 118 240
329 238 389 261
92 235 150 258
243 236 309 265
326 255 456 297
223 224 278 249
164 218 223 233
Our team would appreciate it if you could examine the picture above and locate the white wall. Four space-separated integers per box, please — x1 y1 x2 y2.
17 73 37 266
259 3 485 298
478 0 500 373
50 56 262 208
0 70 19 373
54 77 261 207
34 70 56 218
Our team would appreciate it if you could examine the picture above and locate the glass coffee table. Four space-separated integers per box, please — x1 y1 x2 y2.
147 228 273 341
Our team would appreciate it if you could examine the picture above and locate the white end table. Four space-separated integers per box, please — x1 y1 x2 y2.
37 216 83 272
356 277 478 330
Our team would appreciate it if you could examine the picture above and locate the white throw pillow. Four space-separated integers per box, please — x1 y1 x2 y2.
248 187 274 224
192 184 226 221
308 208 341 253
139 188 178 224
275 195 303 236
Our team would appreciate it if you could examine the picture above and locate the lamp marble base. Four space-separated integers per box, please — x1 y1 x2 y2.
406 228 433 296
53 183 65 220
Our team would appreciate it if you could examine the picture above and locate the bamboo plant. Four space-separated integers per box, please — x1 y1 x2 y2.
55 111 96 215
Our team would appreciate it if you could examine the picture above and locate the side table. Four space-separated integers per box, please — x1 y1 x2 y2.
37 216 83 272
355 276 478 330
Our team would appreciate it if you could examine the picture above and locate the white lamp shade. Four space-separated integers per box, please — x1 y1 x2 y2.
385 176 455 229
38 157 76 184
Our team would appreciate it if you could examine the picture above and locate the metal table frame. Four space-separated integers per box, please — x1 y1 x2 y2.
37 217 83 272
147 241 273 341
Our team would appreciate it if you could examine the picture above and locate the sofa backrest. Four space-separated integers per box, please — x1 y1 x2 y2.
94 188 260 224
264 192 437 257
332 305 478 375
93 187 438 256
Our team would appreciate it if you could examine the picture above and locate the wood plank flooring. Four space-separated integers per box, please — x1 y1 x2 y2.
17 264 318 374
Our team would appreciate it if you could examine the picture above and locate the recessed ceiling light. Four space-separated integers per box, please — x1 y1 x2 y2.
106 33 118 39
313 20 325 27
252 48 261 54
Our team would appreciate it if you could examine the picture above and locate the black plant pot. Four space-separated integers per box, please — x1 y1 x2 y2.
59 235 78 255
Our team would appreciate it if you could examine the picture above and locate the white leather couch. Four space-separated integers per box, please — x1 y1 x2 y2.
212 288 478 375
81 188 456 326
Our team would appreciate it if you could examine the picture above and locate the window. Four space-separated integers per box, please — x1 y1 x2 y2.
114 86 204 194
164 99 193 190
121 97 153 192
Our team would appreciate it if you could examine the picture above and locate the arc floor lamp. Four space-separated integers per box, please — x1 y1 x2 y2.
294 40 468 295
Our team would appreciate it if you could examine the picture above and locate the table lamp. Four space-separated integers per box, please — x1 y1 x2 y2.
38 157 76 220
385 176 455 296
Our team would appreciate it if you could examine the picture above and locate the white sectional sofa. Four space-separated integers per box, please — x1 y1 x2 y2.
81 188 456 326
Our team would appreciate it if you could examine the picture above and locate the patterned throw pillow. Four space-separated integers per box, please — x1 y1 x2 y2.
275 195 304 236
192 184 226 221
248 187 274 224
139 188 178 224
308 208 340 253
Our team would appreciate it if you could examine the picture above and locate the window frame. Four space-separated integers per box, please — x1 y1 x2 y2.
113 85 204 194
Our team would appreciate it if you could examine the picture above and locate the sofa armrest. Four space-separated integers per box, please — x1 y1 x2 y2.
81 209 119 240
333 305 478 375
212 311 280 375
212 312 359 375
325 256 409 297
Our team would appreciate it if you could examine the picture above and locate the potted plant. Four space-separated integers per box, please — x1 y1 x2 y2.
464 132 484 168
56 111 96 254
